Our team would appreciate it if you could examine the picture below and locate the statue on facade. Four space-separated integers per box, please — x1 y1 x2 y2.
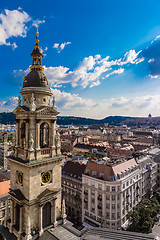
52 96 57 110
56 132 61 148
29 93 36 111
29 134 34 151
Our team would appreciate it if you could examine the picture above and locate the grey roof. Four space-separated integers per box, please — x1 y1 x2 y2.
0 225 17 240
0 224 157 240
23 70 50 89
80 227 156 240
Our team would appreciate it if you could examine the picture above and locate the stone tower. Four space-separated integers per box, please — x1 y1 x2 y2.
6 28 63 240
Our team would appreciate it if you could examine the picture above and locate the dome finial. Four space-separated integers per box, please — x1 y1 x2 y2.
35 26 39 47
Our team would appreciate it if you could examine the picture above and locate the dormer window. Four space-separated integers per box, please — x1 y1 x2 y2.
93 170 97 177
100 172 104 180
86 169 90 175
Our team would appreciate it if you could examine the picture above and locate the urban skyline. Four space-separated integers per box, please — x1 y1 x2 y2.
1 0 160 118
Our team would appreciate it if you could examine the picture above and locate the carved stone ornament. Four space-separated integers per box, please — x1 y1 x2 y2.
29 93 36 111
18 96 21 106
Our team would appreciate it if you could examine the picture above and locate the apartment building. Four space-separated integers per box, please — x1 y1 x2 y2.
62 161 86 225
136 155 157 198
82 159 142 229
143 147 160 188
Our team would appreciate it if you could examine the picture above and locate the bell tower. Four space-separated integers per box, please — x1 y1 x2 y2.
5 28 63 240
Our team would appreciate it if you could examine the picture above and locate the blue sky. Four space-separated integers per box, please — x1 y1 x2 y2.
1 0 160 118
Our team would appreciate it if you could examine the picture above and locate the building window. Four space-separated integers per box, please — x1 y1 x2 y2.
100 172 104 180
112 195 115 201
91 207 95 213
117 186 120 192
106 186 110 192
93 171 97 177
86 169 90 175
85 179 88 185
112 204 115 209
106 203 110 209
112 186 116 192
91 198 95 203
123 183 125 189
112 213 115 220
106 212 110 219
91 181 95 187
106 195 110 200
98 184 102 190
91 190 95 196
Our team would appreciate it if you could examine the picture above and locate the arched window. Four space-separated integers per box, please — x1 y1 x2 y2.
20 122 26 148
40 123 49 148
42 202 51 228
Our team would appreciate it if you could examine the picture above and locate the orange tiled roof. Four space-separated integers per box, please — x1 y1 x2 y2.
0 180 10 196
85 161 114 181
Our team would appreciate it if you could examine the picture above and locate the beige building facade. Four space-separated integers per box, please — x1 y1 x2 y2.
82 157 157 230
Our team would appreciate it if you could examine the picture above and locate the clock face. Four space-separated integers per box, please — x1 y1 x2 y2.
18 172 23 184
41 172 51 183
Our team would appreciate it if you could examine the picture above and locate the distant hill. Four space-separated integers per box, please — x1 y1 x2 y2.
0 112 134 125
0 112 160 126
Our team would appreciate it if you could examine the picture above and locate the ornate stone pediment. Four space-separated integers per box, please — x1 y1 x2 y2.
37 188 60 204
36 106 59 115
13 105 29 114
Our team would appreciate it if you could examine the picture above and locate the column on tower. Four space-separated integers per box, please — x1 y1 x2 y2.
53 201 57 227
15 120 19 147
9 199 14 233
51 120 56 157
25 120 29 149
39 205 43 236
18 206 23 234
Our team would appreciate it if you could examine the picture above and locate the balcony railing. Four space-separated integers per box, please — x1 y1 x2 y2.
41 148 51 155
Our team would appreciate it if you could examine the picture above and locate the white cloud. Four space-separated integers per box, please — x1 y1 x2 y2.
2 93 160 119
106 68 124 78
90 80 101 88
0 8 45 48
14 49 144 89
53 41 71 53
151 35 160 44
0 9 31 46
52 92 160 118
32 19 45 27
0 97 18 112
11 42 17 50
117 50 144 65
53 43 59 49
148 58 154 63
51 88 95 109
149 74 160 79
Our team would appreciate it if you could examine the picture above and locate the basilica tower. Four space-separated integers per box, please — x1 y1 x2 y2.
5 28 63 240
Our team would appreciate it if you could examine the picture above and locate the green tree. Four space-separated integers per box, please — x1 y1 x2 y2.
127 198 160 233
